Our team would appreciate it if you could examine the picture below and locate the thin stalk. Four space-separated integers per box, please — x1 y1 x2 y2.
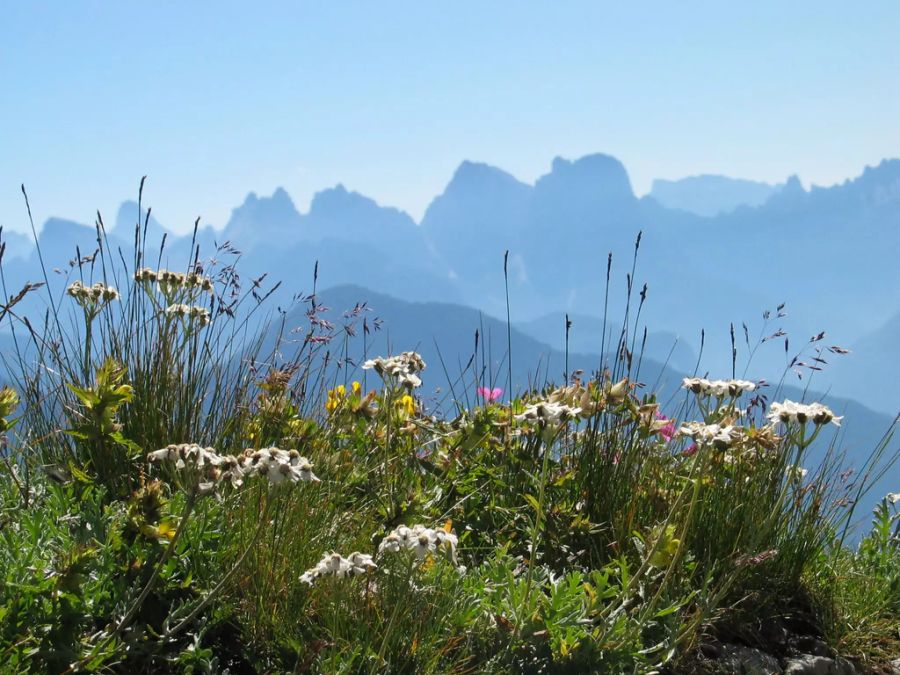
165 491 274 639
90 487 199 658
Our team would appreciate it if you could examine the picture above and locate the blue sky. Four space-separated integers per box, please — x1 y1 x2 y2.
2 1 899 233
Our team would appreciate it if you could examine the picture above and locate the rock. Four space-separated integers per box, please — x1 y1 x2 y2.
890 656 900 674
718 643 783 674
782 654 855 675
793 637 831 657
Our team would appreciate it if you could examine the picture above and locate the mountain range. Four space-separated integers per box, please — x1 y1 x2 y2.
0 153 898 416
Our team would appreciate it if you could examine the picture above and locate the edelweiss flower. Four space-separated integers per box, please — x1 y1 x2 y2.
515 401 582 425
134 267 158 283
67 281 119 308
362 351 426 389
157 269 187 295
240 447 321 485
148 443 245 494
377 523 460 565
678 421 738 449
767 400 842 427
300 551 377 585
682 377 756 397
785 465 808 481
166 303 211 327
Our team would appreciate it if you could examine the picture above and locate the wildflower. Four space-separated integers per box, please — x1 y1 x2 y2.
185 271 215 294
655 412 677 442
0 387 19 421
607 377 629 402
351 380 362 395
157 269 187 295
134 267 157 283
679 421 738 449
67 280 119 312
785 465 808 481
300 551 376 585
363 351 426 389
515 401 581 426
682 377 756 397
767 400 842 427
396 394 416 417
148 443 245 494
886 492 899 505
240 446 321 485
477 386 503 403
166 303 211 327
325 385 346 412
377 523 460 565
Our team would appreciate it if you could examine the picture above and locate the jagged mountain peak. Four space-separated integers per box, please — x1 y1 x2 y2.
536 153 635 203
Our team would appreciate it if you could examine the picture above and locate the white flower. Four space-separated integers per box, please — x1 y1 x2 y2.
134 267 157 283
166 303 210 326
66 280 118 308
300 551 376 585
682 377 756 397
515 401 581 425
886 492 900 505
679 421 738 448
348 552 377 574
362 352 426 389
785 465 808 481
412 530 436 559
377 523 461 566
378 533 403 554
240 447 321 485
768 400 842 427
148 443 245 494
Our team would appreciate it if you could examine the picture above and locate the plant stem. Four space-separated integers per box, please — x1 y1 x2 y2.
165 490 273 639
91 487 198 657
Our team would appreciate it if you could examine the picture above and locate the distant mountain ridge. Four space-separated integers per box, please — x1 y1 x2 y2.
1 152 897 414
649 175 785 216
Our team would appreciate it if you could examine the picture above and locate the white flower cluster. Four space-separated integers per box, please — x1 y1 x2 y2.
66 280 119 306
378 523 459 564
785 465 809 481
515 401 582 426
682 377 757 397
678 421 739 449
767 400 842 427
300 551 377 584
149 443 321 493
363 351 426 389
239 446 321 485
148 443 244 494
165 303 211 327
137 268 214 295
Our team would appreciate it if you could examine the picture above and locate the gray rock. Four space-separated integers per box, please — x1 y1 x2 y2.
890 656 900 674
719 643 783 674
782 655 855 675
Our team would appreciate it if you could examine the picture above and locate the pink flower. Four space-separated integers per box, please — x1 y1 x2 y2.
656 411 677 442
681 443 698 457
477 386 503 403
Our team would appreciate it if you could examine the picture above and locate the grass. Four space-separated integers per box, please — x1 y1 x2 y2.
0 214 897 674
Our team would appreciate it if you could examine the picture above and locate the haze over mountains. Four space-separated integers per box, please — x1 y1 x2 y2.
649 175 785 216
1 152 898 417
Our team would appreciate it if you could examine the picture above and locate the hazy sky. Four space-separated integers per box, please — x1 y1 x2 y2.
2 1 899 234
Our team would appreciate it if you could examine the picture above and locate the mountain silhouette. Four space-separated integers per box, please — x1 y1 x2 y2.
1 152 897 414
649 175 784 216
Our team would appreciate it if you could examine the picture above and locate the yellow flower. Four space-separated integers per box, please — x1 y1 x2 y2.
351 381 361 395
325 384 348 412
396 394 416 417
